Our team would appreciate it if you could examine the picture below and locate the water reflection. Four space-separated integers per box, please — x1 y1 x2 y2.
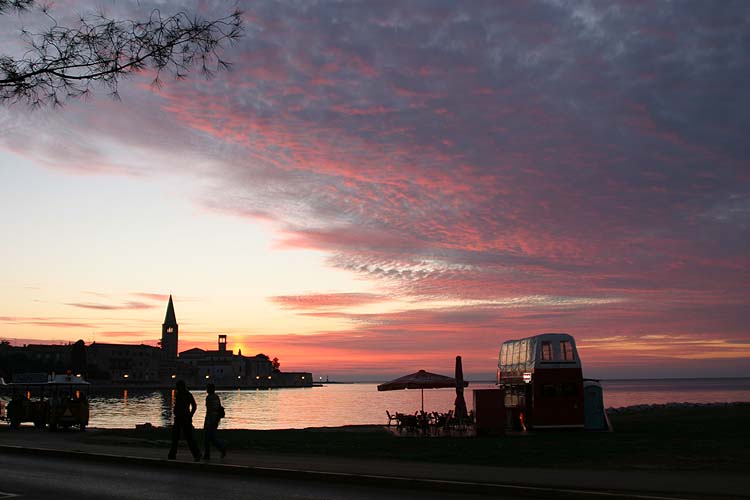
88 390 173 428
159 390 175 425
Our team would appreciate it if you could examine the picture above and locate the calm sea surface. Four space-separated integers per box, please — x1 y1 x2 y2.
3 378 749 429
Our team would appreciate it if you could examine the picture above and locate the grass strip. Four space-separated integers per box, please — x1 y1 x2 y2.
85 403 750 472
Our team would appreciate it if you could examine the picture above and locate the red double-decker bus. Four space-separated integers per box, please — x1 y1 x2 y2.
497 333 584 430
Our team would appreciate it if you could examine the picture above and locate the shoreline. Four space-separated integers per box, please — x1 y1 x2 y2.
80 401 749 431
0 383 321 394
606 400 750 412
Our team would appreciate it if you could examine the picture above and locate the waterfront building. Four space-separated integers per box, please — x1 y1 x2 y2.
11 343 70 369
85 296 183 384
0 342 71 381
179 334 240 385
1 296 312 388
86 343 162 382
179 334 312 388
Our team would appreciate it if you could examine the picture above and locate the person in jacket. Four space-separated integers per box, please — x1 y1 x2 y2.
168 379 201 461
202 383 226 459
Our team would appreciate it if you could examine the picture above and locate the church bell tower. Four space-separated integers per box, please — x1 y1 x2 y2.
161 295 178 359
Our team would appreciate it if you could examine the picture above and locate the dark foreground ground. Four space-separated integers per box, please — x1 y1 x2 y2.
83 403 750 472
1 404 748 499
0 453 535 500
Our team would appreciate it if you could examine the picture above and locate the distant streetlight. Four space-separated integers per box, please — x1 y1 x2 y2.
237 375 241 379
255 376 260 380
171 374 176 379
301 376 305 380
205 374 210 379
123 374 129 379
267 375 272 380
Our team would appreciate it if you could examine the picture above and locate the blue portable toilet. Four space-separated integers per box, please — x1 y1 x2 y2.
583 380 611 431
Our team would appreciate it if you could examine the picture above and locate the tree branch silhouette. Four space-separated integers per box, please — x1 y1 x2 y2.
0 2 243 106
0 1 35 12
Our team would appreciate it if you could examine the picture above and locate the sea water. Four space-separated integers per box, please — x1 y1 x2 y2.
3 378 749 429
83 377 750 429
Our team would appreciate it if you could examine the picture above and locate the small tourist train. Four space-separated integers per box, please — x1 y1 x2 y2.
2 373 90 431
497 333 608 431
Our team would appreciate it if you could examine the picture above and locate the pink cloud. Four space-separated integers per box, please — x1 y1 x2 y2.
0 316 97 329
65 301 157 311
130 292 170 302
270 293 388 310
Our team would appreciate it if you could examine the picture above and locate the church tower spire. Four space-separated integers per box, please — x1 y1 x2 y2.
161 295 178 359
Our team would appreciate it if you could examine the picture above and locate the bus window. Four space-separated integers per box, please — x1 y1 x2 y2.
502 344 509 366
561 340 575 361
527 338 537 369
541 341 553 361
521 340 533 372
512 342 520 366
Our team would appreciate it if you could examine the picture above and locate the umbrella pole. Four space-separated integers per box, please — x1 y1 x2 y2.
421 388 424 413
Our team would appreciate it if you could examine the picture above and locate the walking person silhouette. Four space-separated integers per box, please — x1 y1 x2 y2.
168 380 201 461
202 383 227 459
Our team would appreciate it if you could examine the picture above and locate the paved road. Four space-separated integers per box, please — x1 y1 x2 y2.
0 454 548 500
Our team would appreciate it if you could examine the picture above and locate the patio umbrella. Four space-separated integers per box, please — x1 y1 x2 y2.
377 369 467 412
454 356 468 421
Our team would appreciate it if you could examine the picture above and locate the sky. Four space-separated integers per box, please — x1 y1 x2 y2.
1 0 748 381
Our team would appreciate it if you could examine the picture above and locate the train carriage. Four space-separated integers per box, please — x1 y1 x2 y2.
4 374 90 431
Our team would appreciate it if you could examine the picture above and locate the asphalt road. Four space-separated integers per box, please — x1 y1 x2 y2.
0 454 548 500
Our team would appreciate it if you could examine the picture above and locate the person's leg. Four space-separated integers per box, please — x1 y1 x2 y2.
168 421 180 459
184 422 201 460
207 419 226 456
202 421 211 459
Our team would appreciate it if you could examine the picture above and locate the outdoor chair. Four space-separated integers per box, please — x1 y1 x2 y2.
385 410 398 427
416 410 431 434
440 410 454 434
450 410 474 433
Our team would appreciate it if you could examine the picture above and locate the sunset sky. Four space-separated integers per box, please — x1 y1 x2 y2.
1 1 748 380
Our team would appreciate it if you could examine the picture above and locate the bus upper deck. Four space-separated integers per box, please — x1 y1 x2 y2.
498 332 581 383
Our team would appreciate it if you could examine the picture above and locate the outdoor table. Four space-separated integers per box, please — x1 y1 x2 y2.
394 411 460 435
417 411 430 434
395 412 418 433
